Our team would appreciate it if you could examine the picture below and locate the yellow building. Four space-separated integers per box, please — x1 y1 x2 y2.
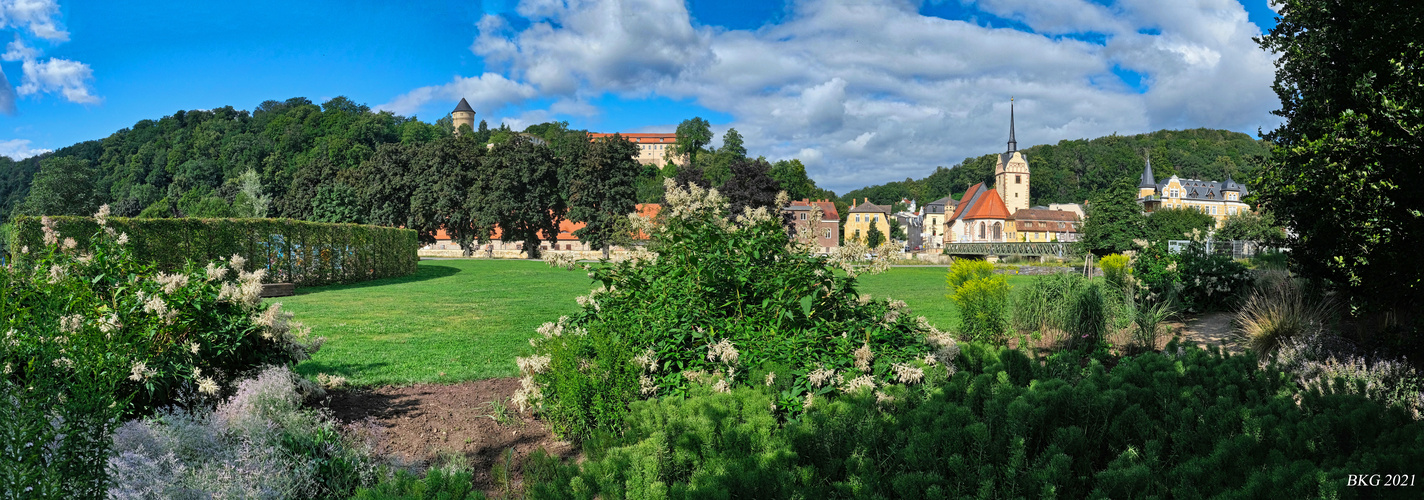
1136 157 1251 227
1012 208 1080 242
846 199 893 244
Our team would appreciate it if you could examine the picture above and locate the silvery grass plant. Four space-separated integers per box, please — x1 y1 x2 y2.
107 366 382 499
1 205 322 496
518 179 956 440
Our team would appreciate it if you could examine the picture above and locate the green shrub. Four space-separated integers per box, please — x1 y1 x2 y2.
1099 253 1130 291
527 343 1424 499
1 207 323 494
1128 239 1179 304
1236 270 1334 359
945 258 993 293
1012 273 1093 344
354 465 485 500
517 181 952 441
950 274 1011 344
1067 282 1108 349
1174 239 1249 311
9 215 418 286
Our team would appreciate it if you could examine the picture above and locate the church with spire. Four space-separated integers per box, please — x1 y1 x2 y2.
943 100 1025 243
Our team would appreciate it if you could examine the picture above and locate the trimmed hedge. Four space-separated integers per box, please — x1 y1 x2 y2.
8 216 418 286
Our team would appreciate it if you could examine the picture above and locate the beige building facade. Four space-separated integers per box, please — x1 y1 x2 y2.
588 133 688 167
1136 157 1250 227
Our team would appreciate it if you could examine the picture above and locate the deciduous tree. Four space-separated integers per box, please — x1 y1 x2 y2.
720 157 782 217
1077 181 1147 257
568 134 641 259
1255 0 1424 308
488 135 565 259
1144 207 1215 243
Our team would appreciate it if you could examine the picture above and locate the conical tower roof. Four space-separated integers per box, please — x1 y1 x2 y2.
1007 98 1017 153
452 98 475 114
1138 156 1156 189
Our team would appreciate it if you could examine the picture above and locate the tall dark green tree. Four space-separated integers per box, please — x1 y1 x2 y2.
488 135 565 259
409 135 491 251
568 134 642 259
719 128 746 159
1255 0 1424 308
720 157 782 217
866 218 885 248
16 157 103 217
1144 207 1215 242
1077 181 1147 256
674 117 713 166
349 143 417 227
1215 211 1285 247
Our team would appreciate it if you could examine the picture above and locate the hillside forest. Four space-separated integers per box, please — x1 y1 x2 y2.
0 96 1264 242
840 128 1269 207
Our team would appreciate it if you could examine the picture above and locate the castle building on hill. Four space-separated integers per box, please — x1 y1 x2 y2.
1135 157 1251 228
451 98 476 135
587 133 688 167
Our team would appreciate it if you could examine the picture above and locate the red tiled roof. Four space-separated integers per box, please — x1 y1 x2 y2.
787 199 840 221
431 204 663 242
947 183 1010 221
588 133 677 143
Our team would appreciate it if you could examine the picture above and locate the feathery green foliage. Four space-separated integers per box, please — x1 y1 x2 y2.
526 342 1424 499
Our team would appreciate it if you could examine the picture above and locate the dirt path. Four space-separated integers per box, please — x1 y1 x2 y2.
322 378 575 494
1168 311 1244 355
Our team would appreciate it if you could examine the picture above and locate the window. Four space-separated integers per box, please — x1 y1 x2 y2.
1058 222 1065 230
1228 207 1236 215
799 213 806 220
823 228 831 239
1169 188 1180 198
1015 175 1021 184
855 214 861 222
1210 206 1217 215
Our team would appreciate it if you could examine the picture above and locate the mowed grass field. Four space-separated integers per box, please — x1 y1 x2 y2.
284 260 1037 386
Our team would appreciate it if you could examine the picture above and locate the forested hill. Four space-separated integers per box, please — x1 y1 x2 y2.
840 128 1269 206
0 97 465 222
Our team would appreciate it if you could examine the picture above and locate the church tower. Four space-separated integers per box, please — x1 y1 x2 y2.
451 98 476 136
994 98 1030 215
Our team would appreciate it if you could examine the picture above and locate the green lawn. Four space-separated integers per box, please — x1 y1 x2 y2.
283 260 1040 386
855 267 1035 332
284 260 596 386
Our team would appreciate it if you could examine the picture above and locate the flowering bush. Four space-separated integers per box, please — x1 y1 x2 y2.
1173 234 1249 311
516 180 954 440
1 206 322 494
1099 253 1130 291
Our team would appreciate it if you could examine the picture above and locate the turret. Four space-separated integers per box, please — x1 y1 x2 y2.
451 98 476 136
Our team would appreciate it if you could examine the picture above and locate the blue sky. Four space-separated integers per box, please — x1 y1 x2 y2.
2 0 1283 194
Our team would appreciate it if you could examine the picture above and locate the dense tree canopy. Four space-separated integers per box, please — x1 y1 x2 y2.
568 134 642 258
1254 0 1424 309
1077 181 1148 257
1144 207 1215 243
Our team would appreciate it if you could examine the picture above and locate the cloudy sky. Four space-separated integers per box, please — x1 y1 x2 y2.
2 0 1282 194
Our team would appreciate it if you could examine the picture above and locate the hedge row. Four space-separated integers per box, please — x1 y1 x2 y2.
8 216 418 286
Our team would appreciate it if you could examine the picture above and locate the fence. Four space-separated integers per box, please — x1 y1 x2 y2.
9 216 419 287
1166 239 1277 260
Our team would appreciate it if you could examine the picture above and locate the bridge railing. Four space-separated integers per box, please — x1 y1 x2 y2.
942 241 1072 257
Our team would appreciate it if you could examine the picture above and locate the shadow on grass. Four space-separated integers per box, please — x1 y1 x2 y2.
291 262 462 296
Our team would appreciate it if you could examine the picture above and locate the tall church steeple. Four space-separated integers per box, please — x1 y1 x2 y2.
994 98 1030 216
1007 97 1017 153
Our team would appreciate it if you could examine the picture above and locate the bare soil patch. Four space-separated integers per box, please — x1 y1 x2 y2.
1170 311 1243 355
321 378 575 494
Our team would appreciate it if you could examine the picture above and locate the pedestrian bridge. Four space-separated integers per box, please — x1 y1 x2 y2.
942 241 1072 258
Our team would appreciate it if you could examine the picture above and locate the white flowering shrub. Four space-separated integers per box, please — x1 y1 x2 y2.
517 180 956 440
1 206 322 494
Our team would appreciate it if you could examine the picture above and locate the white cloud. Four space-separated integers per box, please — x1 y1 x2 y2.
396 0 1281 193
1 0 68 41
0 138 50 159
2 34 37 61
0 66 14 114
17 57 98 103
375 72 538 117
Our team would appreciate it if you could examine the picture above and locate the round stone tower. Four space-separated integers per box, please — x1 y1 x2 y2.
451 98 476 135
